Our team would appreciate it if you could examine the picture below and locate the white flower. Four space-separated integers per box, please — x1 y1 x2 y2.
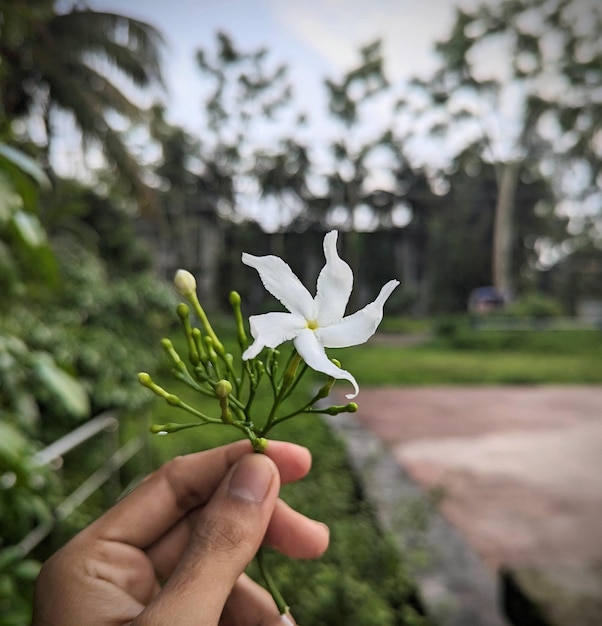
242 231 399 398
174 269 196 296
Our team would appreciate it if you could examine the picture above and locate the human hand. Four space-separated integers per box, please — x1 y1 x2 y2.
32 440 329 625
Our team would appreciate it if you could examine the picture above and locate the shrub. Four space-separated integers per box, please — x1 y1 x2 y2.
504 293 565 319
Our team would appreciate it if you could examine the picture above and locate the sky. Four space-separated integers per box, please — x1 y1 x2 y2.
89 0 465 134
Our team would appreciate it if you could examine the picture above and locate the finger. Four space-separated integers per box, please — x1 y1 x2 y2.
265 499 329 559
135 454 281 624
220 574 297 626
147 497 329 579
88 440 311 549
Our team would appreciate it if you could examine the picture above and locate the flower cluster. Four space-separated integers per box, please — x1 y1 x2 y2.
138 230 398 611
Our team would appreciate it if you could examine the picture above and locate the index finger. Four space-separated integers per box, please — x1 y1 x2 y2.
87 439 312 548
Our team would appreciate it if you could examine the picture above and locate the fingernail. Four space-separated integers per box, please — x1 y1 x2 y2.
280 613 295 625
228 454 274 503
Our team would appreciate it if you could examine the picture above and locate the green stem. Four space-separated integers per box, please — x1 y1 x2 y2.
187 291 225 354
256 546 289 615
173 371 214 396
280 362 309 402
167 397 221 423
261 352 301 436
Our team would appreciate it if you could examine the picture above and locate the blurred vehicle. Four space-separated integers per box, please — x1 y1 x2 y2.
468 286 506 314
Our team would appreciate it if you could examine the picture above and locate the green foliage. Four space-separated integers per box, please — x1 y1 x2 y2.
504 293 565 319
41 179 154 275
436 327 602 354
0 423 56 542
0 256 174 621
270 421 429 625
0 550 42 626
0 148 175 622
2 238 176 439
0 143 56 293
0 422 56 626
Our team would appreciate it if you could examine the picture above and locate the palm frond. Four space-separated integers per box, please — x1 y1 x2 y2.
43 58 147 123
46 9 164 88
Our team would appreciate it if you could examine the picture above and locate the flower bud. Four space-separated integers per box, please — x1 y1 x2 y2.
176 302 190 319
138 372 152 387
253 437 268 452
215 379 232 398
166 393 180 406
150 422 197 434
174 269 196 296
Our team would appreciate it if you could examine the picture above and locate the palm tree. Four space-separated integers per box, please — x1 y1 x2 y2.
0 0 164 208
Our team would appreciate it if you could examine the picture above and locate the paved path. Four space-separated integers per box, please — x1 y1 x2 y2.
329 386 602 625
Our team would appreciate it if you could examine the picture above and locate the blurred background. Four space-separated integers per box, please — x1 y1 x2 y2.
1 0 601 624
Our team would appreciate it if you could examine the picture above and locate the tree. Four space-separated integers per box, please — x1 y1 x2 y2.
0 141 58 299
146 104 228 308
321 40 390 231
195 31 308 233
319 41 392 307
321 41 439 311
402 0 602 297
0 0 164 209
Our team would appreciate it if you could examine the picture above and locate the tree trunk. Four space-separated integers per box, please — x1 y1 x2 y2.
493 161 520 298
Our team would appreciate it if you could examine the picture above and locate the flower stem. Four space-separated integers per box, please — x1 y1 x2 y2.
187 291 225 354
256 546 289 615
261 351 302 435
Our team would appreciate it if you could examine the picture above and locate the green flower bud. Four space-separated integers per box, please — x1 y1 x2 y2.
229 290 248 351
253 437 268 453
138 373 170 399
322 404 356 415
150 422 200 434
138 372 152 387
166 394 180 406
176 302 190 319
215 379 232 398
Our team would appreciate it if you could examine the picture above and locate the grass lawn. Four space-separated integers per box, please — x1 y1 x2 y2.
338 343 602 386
336 327 602 386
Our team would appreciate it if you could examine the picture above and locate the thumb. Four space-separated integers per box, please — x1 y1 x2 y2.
139 453 280 625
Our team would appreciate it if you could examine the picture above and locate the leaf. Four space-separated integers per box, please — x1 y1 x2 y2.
0 422 30 466
0 144 50 189
7 210 58 283
0 171 24 223
14 559 42 581
32 354 90 419
11 211 47 248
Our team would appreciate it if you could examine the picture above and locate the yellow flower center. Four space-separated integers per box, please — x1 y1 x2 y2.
306 319 319 330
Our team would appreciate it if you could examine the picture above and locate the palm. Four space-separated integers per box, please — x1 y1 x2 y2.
0 1 163 207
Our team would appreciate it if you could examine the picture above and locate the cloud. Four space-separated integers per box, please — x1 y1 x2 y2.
267 0 457 81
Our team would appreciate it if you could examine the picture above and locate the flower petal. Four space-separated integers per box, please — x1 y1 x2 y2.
242 312 306 360
293 329 359 399
315 231 353 326
242 253 315 319
315 280 400 348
